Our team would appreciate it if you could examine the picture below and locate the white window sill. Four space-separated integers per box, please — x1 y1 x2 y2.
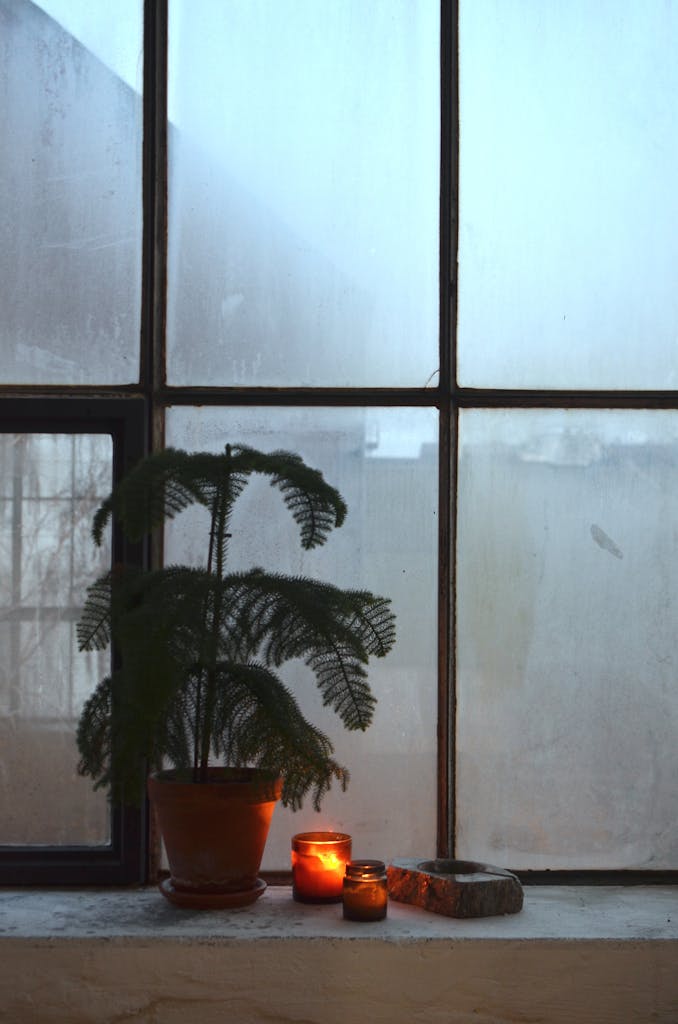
0 883 676 942
1 886 677 1023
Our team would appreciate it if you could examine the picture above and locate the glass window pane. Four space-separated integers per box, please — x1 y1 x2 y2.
0 2 143 385
0 435 112 845
166 406 438 867
457 410 678 869
458 1 678 389
167 1 439 387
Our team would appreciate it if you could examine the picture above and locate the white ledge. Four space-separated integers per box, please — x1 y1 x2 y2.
1 884 677 942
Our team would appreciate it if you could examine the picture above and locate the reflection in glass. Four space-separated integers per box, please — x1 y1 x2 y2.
166 406 438 867
0 2 142 385
0 435 112 845
457 410 678 869
167 0 439 387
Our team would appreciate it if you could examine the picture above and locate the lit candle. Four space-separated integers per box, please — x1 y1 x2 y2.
291 831 352 903
342 860 388 921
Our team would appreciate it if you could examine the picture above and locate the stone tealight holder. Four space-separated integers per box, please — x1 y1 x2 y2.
387 858 523 918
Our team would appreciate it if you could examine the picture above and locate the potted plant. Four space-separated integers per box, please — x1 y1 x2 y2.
76 443 396 907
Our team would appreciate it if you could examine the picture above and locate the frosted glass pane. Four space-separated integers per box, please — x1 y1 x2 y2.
167 1 439 387
166 407 438 867
457 410 678 869
0 1 142 385
458 1 678 389
0 435 111 845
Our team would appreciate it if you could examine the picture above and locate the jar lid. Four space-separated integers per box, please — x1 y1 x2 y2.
345 859 385 879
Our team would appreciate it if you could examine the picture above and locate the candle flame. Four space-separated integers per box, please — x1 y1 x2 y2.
317 851 343 872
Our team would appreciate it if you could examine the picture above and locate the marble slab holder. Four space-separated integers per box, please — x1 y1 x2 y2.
387 858 524 918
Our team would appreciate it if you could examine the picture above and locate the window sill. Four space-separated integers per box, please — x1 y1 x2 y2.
1 885 676 1023
0 883 676 941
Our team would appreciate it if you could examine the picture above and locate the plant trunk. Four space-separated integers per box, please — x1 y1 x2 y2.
197 449 231 782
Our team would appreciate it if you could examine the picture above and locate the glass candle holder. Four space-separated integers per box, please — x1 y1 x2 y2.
342 860 388 921
291 831 352 903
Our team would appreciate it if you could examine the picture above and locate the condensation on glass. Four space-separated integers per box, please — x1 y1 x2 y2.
0 434 112 845
167 0 439 387
458 1 678 389
165 406 438 867
0 1 143 385
456 409 678 869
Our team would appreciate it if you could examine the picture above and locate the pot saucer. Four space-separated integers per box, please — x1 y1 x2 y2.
159 876 267 909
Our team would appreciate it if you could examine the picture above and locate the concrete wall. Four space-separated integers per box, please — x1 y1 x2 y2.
2 937 678 1023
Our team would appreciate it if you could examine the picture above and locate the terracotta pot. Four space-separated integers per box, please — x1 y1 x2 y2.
148 767 281 908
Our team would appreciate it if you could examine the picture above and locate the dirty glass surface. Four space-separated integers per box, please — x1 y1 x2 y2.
0 434 112 845
167 0 439 387
456 409 678 869
458 1 678 389
165 406 439 866
0 1 142 384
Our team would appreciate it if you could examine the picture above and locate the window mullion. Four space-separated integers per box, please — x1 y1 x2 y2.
142 0 169 457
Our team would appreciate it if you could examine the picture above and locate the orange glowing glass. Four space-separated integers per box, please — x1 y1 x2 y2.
291 831 352 903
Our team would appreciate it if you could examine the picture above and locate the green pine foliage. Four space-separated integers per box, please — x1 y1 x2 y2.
77 443 396 810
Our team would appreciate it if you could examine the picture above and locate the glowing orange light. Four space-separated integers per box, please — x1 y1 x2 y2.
317 851 343 871
291 831 352 903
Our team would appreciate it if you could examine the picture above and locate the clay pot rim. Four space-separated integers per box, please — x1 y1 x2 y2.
149 767 282 801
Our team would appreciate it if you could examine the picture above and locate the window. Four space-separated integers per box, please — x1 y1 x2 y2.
456 0 678 879
0 400 145 883
1 0 676 885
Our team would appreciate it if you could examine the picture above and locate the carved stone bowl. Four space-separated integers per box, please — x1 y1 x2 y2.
386 858 523 918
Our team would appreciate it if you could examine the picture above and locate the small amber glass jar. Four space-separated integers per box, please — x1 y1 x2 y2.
342 860 388 921
291 832 352 903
